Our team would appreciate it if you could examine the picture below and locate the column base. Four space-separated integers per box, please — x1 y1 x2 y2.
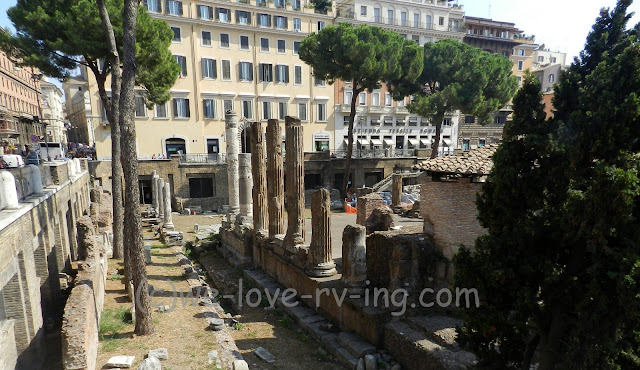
163 222 175 229
306 261 338 278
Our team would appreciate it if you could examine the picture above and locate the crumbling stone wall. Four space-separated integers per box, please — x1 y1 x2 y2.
356 193 385 226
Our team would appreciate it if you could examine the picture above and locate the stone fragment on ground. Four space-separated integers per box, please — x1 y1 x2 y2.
254 346 276 363
137 356 161 370
148 348 168 361
105 355 135 368
208 350 219 365
356 358 365 370
365 354 377 370
232 359 250 370
208 318 225 331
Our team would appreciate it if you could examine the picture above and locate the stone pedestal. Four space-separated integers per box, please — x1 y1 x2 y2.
225 111 240 217
283 116 305 249
0 171 19 209
266 119 285 238
238 153 253 218
341 224 367 293
163 183 174 229
251 121 268 237
157 177 165 219
392 174 403 207
307 189 337 277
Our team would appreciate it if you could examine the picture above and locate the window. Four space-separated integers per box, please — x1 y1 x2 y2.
197 5 212 19
550 57 557 63
408 116 418 126
223 99 233 114
401 12 407 26
262 101 272 120
207 139 219 154
201 58 217 79
203 98 216 118
221 60 231 80
360 6 367 16
275 0 285 8
478 139 486 147
383 116 393 126
189 178 213 198
371 92 380 106
502 51 509 57
298 102 307 121
317 103 326 121
517 60 523 71
519 49 525 56
239 62 253 81
278 101 287 120
384 93 392 106
442 118 451 126
315 76 325 86
439 16 444 26
260 38 269 52
277 39 286 53
215 7 230 22
236 10 251 25
293 18 302 31
240 36 249 50
412 35 420 44
426 15 432 29
154 102 167 118
174 55 187 77
220 33 230 48
166 0 183 15
413 13 419 27
462 139 470 151
258 13 271 27
374 8 381 22
173 97 190 118
275 16 287 29
259 63 273 82
135 96 146 117
293 41 301 55
549 74 555 83
358 92 366 105
538 56 544 63
275 65 289 83
201 31 212 46
144 0 162 13
294 66 302 85
242 100 253 119
387 9 394 24
171 27 181 42
317 21 325 31
292 0 301 10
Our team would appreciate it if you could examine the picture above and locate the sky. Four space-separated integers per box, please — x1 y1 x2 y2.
1 0 640 100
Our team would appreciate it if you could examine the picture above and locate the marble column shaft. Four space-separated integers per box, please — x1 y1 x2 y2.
307 189 337 277
284 116 305 247
266 119 285 237
341 224 367 292
251 121 268 236
151 170 158 210
238 153 253 217
163 183 174 229
157 177 165 219
225 111 240 216
392 173 403 207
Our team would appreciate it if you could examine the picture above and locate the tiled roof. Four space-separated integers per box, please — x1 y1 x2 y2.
414 144 499 175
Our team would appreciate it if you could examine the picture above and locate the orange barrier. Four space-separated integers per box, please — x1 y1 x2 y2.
345 203 357 214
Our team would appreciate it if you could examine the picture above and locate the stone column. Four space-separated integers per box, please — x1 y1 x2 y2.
157 177 165 219
391 173 403 208
341 224 367 293
307 189 337 277
163 183 174 229
151 170 158 211
225 111 240 216
251 121 268 237
283 116 305 248
266 119 285 238
238 153 253 218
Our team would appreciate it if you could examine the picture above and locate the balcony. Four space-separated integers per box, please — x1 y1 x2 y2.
0 119 19 136
367 106 388 115
333 148 416 159
336 104 366 114
394 106 410 115
179 153 227 164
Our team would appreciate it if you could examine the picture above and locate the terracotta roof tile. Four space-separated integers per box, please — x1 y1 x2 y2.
414 144 499 175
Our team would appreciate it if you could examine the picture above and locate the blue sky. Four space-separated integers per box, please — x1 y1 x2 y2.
2 0 640 98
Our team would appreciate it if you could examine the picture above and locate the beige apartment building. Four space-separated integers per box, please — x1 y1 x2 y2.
40 80 67 144
0 31 44 155
83 0 336 160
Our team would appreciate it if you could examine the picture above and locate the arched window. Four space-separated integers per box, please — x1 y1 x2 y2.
549 74 555 83
165 138 186 156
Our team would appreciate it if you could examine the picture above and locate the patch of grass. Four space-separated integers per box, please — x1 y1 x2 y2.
279 315 293 328
233 322 245 330
150 244 167 249
101 337 123 352
296 331 309 342
245 330 257 339
99 307 132 342
108 274 122 281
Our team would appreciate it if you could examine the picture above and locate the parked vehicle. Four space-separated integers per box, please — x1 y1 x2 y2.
39 142 65 160
0 154 25 168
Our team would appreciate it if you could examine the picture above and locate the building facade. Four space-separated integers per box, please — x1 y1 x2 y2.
40 81 67 144
0 32 44 156
63 72 95 146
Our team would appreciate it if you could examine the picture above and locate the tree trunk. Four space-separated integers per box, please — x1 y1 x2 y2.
120 0 153 335
341 79 362 197
96 0 124 263
430 110 445 159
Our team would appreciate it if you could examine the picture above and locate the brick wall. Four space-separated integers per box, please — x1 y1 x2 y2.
356 193 385 226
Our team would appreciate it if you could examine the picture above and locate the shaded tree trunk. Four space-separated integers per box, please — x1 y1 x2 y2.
341 79 363 197
120 0 153 335
430 110 445 159
96 0 124 264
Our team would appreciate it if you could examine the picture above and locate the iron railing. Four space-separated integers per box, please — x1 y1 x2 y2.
179 153 227 164
332 148 416 159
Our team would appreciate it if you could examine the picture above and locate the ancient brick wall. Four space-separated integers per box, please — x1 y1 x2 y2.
356 193 385 226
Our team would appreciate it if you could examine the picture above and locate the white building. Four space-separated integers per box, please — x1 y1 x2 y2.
40 80 67 144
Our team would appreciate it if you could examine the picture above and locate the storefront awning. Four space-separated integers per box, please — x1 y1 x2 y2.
420 139 431 146
383 139 395 146
357 139 370 146
370 139 383 146
408 139 419 146
443 139 452 147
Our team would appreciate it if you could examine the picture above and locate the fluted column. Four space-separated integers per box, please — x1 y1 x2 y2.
251 121 268 236
163 183 174 229
283 116 305 248
157 177 165 219
307 189 337 277
238 153 253 217
225 111 240 216
266 119 285 238
340 224 367 293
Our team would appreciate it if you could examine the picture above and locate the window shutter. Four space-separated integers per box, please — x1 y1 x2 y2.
212 60 217 79
182 56 187 76
235 10 240 22
275 66 280 82
185 99 190 117
172 99 178 118
247 13 252 24
157 0 162 12
143 0 148 8
165 0 170 13
285 66 289 83
215 7 220 19
249 63 254 81
201 59 206 78
178 1 183 15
